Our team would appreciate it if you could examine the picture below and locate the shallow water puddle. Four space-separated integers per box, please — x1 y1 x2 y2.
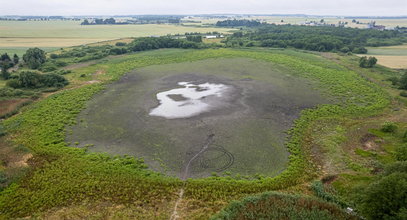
149 82 229 119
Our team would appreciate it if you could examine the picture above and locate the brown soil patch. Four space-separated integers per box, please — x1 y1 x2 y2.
94 70 106 75
8 153 33 168
0 98 29 117
360 133 381 150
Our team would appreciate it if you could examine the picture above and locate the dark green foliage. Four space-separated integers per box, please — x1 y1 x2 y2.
221 23 406 52
128 37 205 52
186 35 203 43
212 191 356 220
0 53 14 79
216 19 262 27
387 76 400 86
353 47 368 54
23 48 46 69
359 56 377 68
41 73 69 88
311 181 348 207
358 164 407 220
115 42 127 46
395 144 407 161
13 54 19 64
49 53 59 59
400 91 407 97
0 123 6 136
399 73 407 90
7 71 68 89
381 122 398 133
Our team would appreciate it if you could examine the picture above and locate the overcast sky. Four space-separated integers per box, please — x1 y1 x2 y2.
1 0 406 16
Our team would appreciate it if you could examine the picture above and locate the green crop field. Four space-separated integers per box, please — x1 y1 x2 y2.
0 47 394 219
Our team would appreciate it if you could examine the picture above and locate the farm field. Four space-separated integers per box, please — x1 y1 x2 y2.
1 48 396 219
0 20 234 55
185 16 407 28
364 44 407 69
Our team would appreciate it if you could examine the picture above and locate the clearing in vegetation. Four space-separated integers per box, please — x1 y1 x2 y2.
0 48 391 219
67 57 328 178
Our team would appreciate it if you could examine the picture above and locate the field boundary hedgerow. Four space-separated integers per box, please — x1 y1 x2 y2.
0 48 390 218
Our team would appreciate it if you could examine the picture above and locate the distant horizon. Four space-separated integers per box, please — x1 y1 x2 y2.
1 0 406 17
1 14 407 18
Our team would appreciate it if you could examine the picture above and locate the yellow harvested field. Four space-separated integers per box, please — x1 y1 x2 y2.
373 56 407 69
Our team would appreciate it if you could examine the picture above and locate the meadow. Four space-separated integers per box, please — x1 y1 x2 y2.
0 47 392 219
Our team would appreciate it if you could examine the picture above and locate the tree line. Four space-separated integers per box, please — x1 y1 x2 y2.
216 19 263 27
218 20 407 53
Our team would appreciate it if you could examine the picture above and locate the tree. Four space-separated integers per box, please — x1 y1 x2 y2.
358 164 407 220
400 73 407 90
359 56 368 68
0 53 12 79
13 54 19 64
359 56 377 68
81 19 90 25
23 48 46 69
367 56 377 67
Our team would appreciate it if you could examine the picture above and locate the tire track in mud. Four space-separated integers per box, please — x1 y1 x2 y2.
170 134 215 220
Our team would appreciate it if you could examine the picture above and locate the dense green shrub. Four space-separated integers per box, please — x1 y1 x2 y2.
358 164 407 220
0 123 6 136
7 71 68 89
23 48 46 69
400 73 407 90
381 122 398 133
0 87 34 98
395 144 407 161
212 191 356 220
400 91 407 97
115 42 127 46
359 56 377 68
49 54 59 59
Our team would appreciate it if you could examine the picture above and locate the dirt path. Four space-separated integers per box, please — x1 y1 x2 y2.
170 134 215 220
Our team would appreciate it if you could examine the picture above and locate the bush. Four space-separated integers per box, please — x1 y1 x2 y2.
400 91 407 97
39 63 58 72
387 76 399 86
49 54 59 59
381 122 398 133
6 79 21 89
359 172 407 220
0 123 6 136
395 144 407 161
359 56 377 68
115 42 127 46
7 71 69 89
23 48 46 69
0 87 34 98
400 73 407 90
41 73 69 88
353 47 368 54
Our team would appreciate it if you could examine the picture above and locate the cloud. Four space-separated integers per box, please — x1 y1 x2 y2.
0 0 406 16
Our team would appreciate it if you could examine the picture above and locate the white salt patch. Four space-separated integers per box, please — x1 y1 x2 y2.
149 82 229 119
